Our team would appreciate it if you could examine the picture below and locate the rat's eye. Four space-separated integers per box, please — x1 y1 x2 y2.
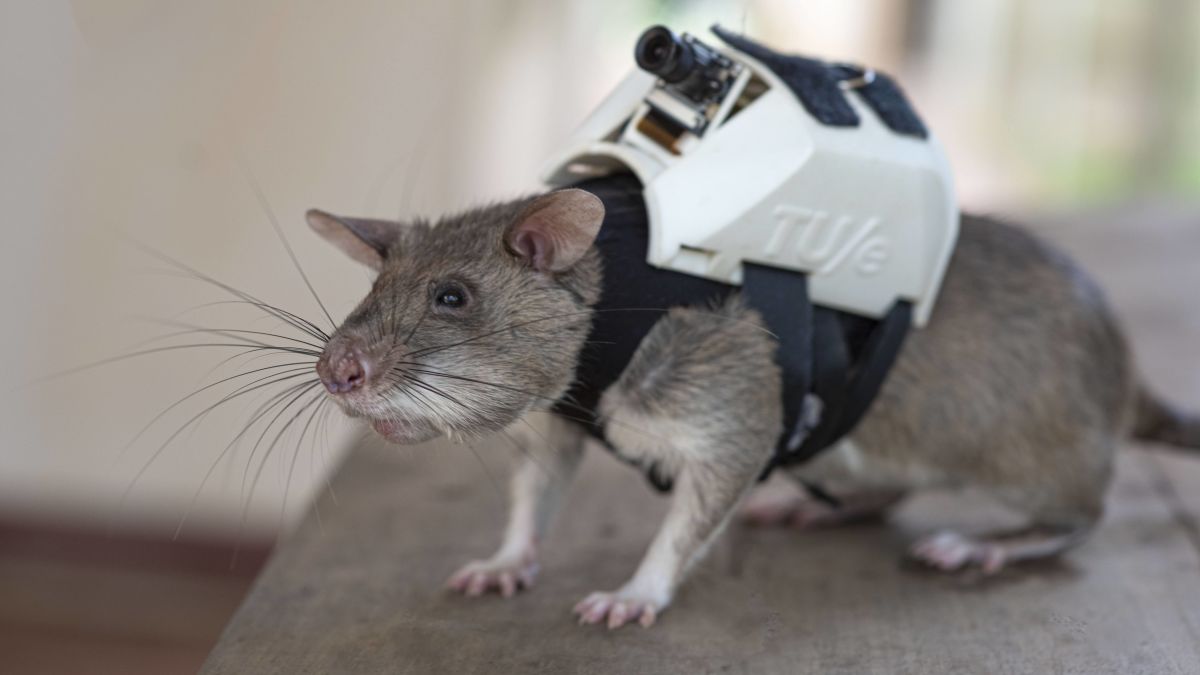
434 283 468 309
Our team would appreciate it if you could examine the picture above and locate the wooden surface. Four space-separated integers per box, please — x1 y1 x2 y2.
0 520 267 675
202 207 1200 674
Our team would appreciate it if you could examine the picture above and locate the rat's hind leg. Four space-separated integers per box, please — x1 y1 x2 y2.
909 522 1095 574
575 298 782 628
909 465 1107 574
741 437 912 529
741 479 906 529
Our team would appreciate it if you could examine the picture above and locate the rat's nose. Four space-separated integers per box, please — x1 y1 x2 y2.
317 343 371 395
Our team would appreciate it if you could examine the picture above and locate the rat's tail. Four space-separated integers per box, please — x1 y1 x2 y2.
1133 386 1200 450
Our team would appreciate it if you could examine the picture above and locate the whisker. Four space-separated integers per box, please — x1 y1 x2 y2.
387 373 591 487
146 267 331 345
464 440 504 501
239 381 325 504
120 361 318 461
172 380 320 540
402 374 476 414
281 397 329 528
523 407 671 446
237 386 324 531
35 343 319 384
302 399 334 533
403 303 430 346
193 345 311 387
404 311 594 359
128 317 326 352
177 298 331 344
397 375 516 444
225 381 325 560
164 299 334 344
236 152 337 332
194 346 278 386
497 426 561 483
316 403 339 505
364 144 410 215
127 241 330 342
394 376 452 426
398 367 593 423
405 306 776 362
121 372 319 514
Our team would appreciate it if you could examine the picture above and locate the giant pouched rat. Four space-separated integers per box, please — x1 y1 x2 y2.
305 179 1200 629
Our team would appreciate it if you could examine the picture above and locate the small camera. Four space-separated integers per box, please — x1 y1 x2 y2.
634 26 739 133
635 26 698 84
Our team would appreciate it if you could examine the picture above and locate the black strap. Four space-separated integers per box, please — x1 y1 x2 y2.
787 301 913 463
807 308 852 447
741 262 814 458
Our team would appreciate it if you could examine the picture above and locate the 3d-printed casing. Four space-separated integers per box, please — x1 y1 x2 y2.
542 28 958 325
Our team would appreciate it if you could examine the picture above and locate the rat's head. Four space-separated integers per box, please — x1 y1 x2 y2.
306 189 604 444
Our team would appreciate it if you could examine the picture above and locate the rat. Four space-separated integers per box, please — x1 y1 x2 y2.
305 178 1200 629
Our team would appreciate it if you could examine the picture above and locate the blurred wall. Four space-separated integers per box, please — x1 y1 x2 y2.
2 0 1197 538
1 0 614 537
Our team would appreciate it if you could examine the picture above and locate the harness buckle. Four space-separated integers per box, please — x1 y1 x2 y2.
785 393 824 451
837 66 877 90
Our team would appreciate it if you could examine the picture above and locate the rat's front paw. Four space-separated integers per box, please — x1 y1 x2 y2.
446 552 539 598
573 586 669 629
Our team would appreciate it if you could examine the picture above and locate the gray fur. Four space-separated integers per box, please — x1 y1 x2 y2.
600 296 781 488
1134 387 1200 448
317 196 602 442
598 298 780 587
798 215 1136 529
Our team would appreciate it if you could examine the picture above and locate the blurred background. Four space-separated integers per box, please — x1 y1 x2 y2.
1 0 1197 672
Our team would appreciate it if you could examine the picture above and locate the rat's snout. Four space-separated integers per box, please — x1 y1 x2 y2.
317 338 373 395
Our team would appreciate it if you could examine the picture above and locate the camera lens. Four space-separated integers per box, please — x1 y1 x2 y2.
635 25 695 83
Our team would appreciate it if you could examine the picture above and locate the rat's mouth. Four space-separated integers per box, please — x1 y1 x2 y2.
327 390 443 445
369 416 439 444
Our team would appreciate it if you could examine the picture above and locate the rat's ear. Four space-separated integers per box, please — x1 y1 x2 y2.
505 189 605 273
306 209 401 270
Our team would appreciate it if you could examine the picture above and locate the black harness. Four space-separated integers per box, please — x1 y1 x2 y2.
556 175 911 494
553 30 923 494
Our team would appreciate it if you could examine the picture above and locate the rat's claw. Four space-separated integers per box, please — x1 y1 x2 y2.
979 546 1008 574
607 603 629 630
446 554 539 598
517 566 536 588
466 573 488 596
572 589 666 629
909 530 1007 573
572 593 607 624
498 572 517 598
